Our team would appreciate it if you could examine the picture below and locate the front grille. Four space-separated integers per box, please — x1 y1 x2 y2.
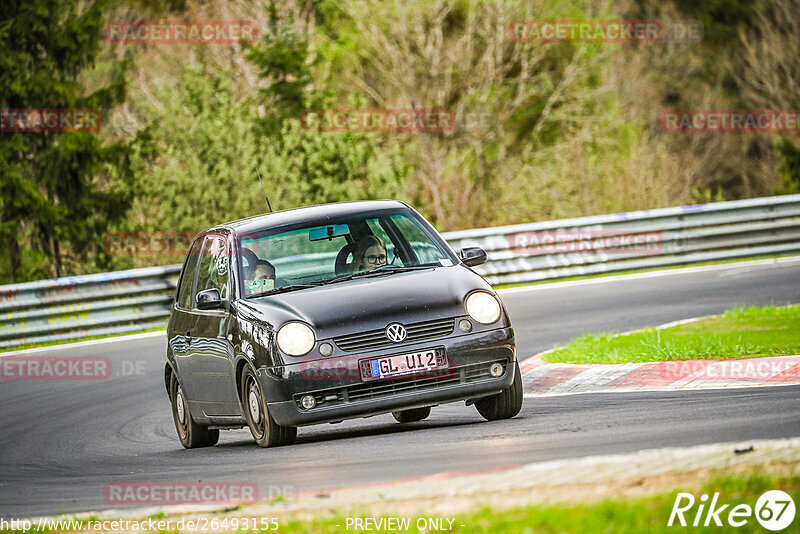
333 317 455 352
294 359 508 410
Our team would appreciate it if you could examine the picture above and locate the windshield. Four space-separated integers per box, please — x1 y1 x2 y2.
237 208 457 297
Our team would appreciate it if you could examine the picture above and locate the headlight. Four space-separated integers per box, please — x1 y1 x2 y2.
465 291 501 324
276 322 315 356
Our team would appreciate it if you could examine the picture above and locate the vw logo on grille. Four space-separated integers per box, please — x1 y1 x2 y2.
385 323 407 343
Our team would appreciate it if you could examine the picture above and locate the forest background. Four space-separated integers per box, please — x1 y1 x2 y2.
1 0 798 283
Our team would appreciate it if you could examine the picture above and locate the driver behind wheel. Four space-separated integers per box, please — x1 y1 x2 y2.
353 235 387 273
246 261 276 294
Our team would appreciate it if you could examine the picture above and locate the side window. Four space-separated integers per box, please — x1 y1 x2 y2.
391 215 443 264
176 239 202 309
194 236 229 305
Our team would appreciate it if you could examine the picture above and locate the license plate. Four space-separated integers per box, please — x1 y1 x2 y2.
360 349 446 380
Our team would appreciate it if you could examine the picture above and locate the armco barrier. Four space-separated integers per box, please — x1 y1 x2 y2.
0 266 181 348
1 195 799 348
447 194 800 285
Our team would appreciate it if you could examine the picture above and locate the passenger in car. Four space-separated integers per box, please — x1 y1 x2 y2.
353 235 387 273
246 261 276 294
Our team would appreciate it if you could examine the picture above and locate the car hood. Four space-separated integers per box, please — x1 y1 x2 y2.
236 265 496 338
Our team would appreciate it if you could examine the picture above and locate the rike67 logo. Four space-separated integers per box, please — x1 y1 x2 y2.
669 490 796 531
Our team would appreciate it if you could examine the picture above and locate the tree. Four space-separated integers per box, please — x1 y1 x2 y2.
0 0 131 282
125 65 265 237
737 0 800 195
243 2 407 213
310 0 620 229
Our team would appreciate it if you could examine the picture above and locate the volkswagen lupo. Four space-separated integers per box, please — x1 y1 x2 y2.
165 201 521 448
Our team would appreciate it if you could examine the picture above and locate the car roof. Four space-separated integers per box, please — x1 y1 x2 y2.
211 200 411 236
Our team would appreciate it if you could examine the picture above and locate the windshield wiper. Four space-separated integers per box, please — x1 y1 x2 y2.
322 266 432 285
245 283 322 298
367 265 433 275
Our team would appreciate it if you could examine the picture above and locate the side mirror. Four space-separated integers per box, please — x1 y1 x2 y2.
196 288 225 310
460 247 487 267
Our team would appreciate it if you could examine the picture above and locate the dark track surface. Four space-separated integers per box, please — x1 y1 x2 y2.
1 259 799 517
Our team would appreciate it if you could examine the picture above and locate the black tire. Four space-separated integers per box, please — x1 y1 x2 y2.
392 406 431 423
475 361 523 421
170 374 219 449
241 367 297 448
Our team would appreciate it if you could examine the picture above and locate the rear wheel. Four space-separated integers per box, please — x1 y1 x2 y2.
170 374 219 448
241 367 297 448
475 361 523 421
392 406 431 423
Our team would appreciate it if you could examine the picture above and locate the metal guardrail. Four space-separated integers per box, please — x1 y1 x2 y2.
0 266 181 348
1 194 799 349
445 194 800 285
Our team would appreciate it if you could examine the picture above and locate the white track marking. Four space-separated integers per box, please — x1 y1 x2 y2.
497 256 800 295
523 382 799 398
545 363 645 394
0 331 166 357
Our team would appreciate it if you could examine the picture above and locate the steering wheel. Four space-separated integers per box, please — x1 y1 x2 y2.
335 243 357 275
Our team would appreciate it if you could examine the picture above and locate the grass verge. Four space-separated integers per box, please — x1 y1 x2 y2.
281 472 799 533
544 305 800 365
277 474 799 533
2 471 796 533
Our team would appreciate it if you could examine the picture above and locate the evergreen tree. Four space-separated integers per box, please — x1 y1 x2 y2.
0 0 131 282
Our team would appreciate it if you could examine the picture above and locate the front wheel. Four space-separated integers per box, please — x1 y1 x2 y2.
170 374 219 449
475 361 523 421
392 406 431 423
241 368 297 448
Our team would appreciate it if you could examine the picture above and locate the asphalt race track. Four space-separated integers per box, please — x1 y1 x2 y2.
1 259 799 517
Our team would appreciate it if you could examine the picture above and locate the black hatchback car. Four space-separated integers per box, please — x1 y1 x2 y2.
165 200 521 448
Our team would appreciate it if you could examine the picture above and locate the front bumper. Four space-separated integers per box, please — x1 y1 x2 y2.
259 327 515 426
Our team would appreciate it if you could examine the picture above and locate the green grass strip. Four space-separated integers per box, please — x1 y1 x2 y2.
4 472 796 533
544 305 800 365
